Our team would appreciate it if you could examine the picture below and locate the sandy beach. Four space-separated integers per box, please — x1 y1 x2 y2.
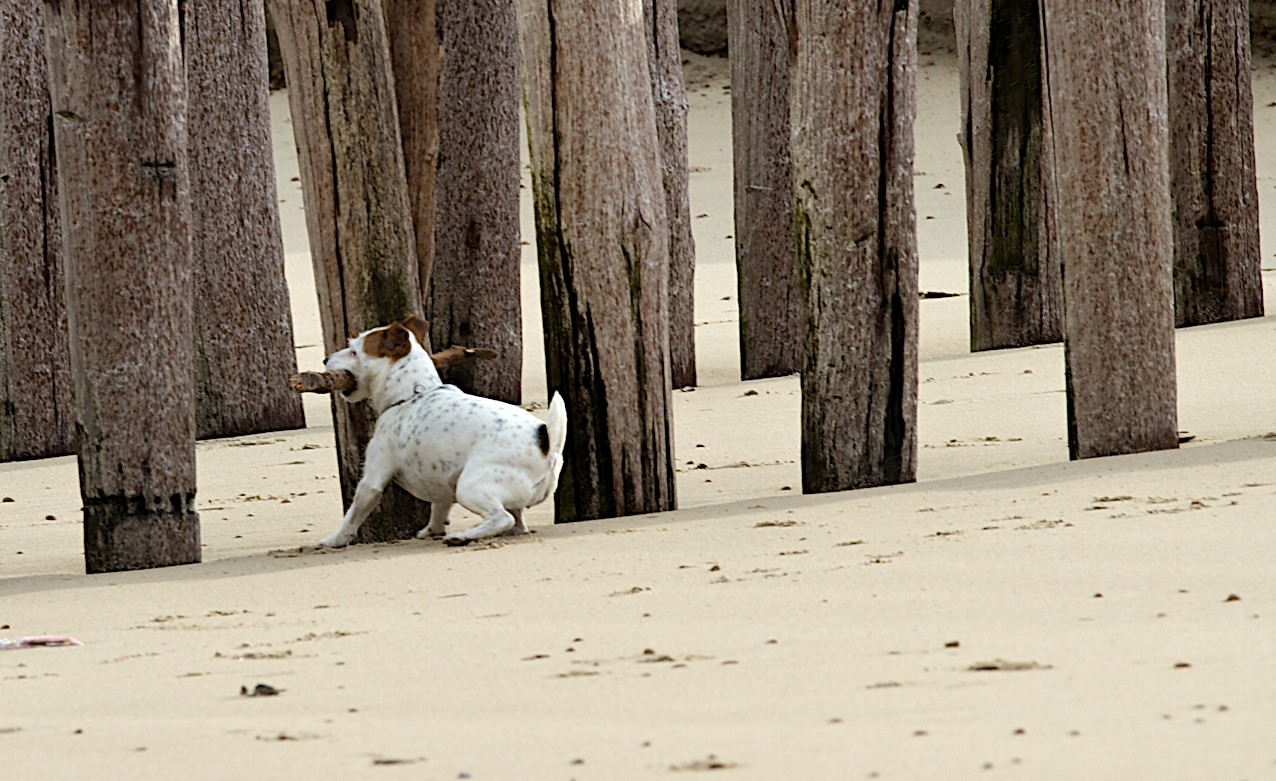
4 48 1276 779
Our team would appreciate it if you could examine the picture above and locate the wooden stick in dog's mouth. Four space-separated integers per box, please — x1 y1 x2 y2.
287 345 499 395
288 370 356 394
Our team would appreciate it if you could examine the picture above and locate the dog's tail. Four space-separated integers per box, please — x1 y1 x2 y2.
531 392 568 506
546 391 568 458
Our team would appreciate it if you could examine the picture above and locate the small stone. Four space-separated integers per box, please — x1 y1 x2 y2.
241 683 282 697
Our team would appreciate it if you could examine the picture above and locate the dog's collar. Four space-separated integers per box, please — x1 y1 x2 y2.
380 384 430 414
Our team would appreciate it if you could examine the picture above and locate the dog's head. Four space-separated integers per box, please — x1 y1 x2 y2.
324 316 430 404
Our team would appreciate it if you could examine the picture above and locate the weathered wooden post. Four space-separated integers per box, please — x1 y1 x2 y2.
424 0 524 402
520 0 678 521
729 0 800 380
45 0 201 572
956 0 1063 351
647 0 698 389
1043 0 1180 459
269 0 429 542
185 0 306 439
1165 0 1263 326
0 1 73 462
792 0 920 493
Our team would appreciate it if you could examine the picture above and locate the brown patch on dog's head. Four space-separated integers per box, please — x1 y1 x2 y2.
402 315 431 352
363 323 413 361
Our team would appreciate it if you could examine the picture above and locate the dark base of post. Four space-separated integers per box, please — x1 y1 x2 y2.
83 494 201 574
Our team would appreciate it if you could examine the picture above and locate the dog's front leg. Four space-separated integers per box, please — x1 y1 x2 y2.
317 480 382 548
319 441 393 548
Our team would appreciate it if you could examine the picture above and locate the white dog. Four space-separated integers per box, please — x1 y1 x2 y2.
317 316 567 548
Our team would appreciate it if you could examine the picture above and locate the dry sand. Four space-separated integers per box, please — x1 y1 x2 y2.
4 51 1276 780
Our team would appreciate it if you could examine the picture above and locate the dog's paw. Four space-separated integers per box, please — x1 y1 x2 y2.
442 535 472 547
317 533 351 549
416 525 448 540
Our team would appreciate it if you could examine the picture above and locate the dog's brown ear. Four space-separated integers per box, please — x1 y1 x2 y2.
402 314 431 352
365 323 413 361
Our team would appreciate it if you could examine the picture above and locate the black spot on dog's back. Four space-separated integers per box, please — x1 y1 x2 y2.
536 423 549 456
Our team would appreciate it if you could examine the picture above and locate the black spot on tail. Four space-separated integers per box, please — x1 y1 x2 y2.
536 423 550 456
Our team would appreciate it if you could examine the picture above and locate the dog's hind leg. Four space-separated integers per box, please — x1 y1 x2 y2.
506 508 529 536
417 501 453 539
444 504 516 544
445 482 516 545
